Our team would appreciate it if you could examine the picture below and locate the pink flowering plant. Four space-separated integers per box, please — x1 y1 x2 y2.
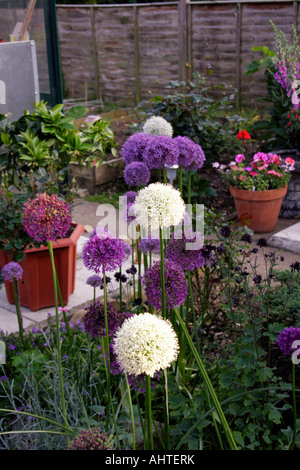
214 151 295 191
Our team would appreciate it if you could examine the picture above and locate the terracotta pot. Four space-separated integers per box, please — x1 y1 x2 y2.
229 185 287 234
0 223 85 311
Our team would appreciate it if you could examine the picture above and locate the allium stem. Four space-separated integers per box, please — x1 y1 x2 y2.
188 170 192 205
179 165 183 197
131 226 136 299
47 241 69 446
174 307 238 450
119 266 122 312
103 271 112 432
125 373 136 450
290 361 297 450
12 279 24 347
145 374 154 450
159 227 167 320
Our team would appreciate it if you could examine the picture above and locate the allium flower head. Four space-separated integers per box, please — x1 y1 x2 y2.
83 301 126 338
22 192 71 243
124 161 150 187
277 326 300 357
143 135 179 170
134 182 185 231
139 237 160 255
113 312 179 377
82 231 129 274
174 136 206 170
120 191 137 206
67 428 113 450
121 132 154 165
143 116 173 137
165 231 205 271
2 262 23 282
86 274 102 288
143 259 188 310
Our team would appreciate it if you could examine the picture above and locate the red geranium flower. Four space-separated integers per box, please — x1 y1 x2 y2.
237 130 251 140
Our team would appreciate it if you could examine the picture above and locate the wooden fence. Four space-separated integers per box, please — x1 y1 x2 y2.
56 0 300 110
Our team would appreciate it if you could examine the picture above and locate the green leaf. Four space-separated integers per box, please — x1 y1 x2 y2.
233 431 245 447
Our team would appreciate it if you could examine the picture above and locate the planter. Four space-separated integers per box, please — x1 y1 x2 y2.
0 223 85 311
229 185 287 234
69 157 124 194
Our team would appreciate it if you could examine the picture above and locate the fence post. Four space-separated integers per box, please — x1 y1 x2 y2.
178 0 188 81
235 2 242 110
134 5 141 105
90 6 103 106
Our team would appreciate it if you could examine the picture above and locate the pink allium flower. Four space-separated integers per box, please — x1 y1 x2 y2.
22 193 72 243
235 154 245 163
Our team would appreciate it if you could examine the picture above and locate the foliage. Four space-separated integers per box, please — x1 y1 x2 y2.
136 68 246 163
0 101 116 189
246 39 300 151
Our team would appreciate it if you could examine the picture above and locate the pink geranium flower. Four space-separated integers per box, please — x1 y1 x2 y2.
235 154 245 163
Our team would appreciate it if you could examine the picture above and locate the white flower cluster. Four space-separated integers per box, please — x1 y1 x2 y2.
113 312 179 377
133 182 185 231
143 116 173 137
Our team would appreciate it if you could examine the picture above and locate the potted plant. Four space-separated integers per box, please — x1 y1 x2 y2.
68 115 122 194
214 151 295 233
0 176 84 311
0 102 105 311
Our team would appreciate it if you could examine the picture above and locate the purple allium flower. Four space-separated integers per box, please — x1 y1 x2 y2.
82 232 129 274
68 428 114 450
143 135 179 170
277 327 300 357
22 193 71 243
124 161 151 187
165 231 205 272
121 132 154 165
2 262 23 282
86 274 102 288
89 226 110 239
139 237 160 255
143 259 188 309
174 136 206 170
83 301 123 338
120 190 137 206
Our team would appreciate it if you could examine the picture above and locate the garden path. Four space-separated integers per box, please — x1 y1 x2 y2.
0 197 299 336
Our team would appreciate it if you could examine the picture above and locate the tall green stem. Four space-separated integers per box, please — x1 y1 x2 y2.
290 361 297 450
179 165 183 198
174 307 237 450
145 374 154 450
159 227 166 320
12 280 24 347
125 373 136 450
47 242 69 446
188 170 192 206
103 271 111 432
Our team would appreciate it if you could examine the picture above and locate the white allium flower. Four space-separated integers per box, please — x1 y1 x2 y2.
143 116 173 137
113 312 179 377
133 182 185 231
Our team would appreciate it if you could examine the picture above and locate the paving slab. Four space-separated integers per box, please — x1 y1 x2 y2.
267 222 300 254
